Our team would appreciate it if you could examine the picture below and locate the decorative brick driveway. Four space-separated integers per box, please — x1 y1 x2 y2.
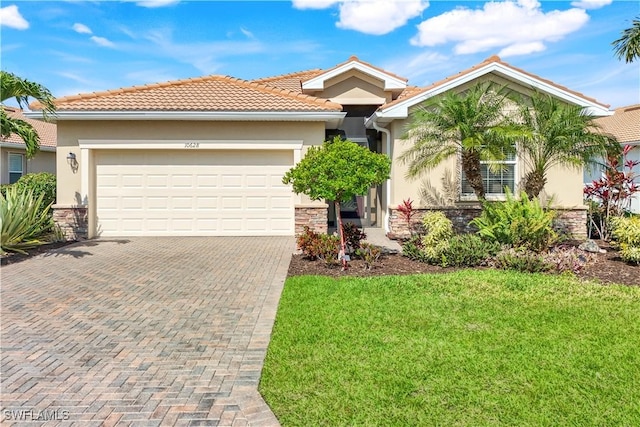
1 237 294 426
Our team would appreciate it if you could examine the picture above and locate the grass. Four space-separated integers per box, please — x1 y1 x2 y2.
260 270 640 426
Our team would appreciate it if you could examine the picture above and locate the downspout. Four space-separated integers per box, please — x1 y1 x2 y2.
370 117 392 234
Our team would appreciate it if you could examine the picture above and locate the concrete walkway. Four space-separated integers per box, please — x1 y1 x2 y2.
1 237 294 426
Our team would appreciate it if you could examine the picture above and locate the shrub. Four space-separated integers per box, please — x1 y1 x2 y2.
471 189 557 253
438 234 501 267
13 172 56 208
397 198 418 236
491 248 554 273
295 226 340 265
544 245 594 274
401 235 430 263
611 216 640 264
421 211 454 262
342 222 366 252
355 243 382 270
1 186 54 254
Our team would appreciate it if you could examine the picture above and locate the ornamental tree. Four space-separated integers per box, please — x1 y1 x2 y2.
282 136 391 269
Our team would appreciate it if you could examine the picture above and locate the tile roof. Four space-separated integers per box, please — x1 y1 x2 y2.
253 69 324 93
1 106 56 148
379 55 610 111
595 104 640 144
38 75 343 112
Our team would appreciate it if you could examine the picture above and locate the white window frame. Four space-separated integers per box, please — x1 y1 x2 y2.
8 153 24 184
459 150 518 201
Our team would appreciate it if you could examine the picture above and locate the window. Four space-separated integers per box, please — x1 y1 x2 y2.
9 153 24 184
461 151 516 196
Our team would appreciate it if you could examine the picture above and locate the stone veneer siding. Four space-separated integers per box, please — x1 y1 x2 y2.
52 205 88 241
295 205 328 235
388 206 587 241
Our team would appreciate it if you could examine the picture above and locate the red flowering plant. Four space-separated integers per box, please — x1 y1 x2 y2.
584 145 640 240
397 198 418 237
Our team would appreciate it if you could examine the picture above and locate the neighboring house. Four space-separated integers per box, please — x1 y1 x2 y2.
587 104 640 213
0 106 56 185
30 55 612 240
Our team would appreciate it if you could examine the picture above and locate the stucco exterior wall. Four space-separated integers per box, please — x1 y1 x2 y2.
387 114 585 210
56 120 326 206
0 146 56 185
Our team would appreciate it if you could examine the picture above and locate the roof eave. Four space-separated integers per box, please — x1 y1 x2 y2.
302 61 407 92
377 61 613 121
0 142 56 152
25 110 346 124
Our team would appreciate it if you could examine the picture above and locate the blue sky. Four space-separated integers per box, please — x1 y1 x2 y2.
1 0 638 109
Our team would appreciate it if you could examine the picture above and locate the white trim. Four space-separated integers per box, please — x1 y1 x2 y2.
27 110 346 124
303 61 407 91
77 139 304 150
0 143 56 152
375 62 612 120
80 148 89 206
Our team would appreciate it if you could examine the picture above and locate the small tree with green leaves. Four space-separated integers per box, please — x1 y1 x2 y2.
283 136 391 269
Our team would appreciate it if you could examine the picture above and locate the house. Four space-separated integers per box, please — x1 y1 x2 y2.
0 106 56 185
30 55 612 240
587 104 640 213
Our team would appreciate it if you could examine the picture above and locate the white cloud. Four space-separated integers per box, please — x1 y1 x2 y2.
292 0 429 35
0 5 29 30
411 0 589 57
91 36 115 48
133 0 179 8
72 23 92 34
291 0 339 9
240 27 255 39
570 0 612 10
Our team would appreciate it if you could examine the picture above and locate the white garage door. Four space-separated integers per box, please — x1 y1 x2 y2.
95 150 294 236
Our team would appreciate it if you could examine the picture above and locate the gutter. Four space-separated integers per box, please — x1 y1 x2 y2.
367 112 392 234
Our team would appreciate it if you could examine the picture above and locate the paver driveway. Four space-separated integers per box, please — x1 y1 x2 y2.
1 237 294 426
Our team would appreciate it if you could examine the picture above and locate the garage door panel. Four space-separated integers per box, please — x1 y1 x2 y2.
96 150 295 236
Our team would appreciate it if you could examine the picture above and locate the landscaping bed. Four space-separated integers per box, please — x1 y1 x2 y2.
288 240 640 286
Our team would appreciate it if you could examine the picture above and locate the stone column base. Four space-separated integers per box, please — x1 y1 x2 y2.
295 205 328 234
52 205 88 241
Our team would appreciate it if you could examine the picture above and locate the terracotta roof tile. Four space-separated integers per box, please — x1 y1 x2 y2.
380 55 609 111
1 106 56 148
253 69 324 92
595 104 640 143
38 75 343 112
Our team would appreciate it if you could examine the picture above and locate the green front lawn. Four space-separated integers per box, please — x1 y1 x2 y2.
260 270 640 426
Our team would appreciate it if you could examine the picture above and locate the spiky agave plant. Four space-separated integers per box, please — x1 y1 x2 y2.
0 186 54 254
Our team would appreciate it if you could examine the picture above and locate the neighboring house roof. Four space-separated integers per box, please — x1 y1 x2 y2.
0 106 56 149
369 55 611 124
253 69 324 92
36 75 343 113
594 104 640 144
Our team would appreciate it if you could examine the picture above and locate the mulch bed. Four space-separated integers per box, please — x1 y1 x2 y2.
288 240 640 287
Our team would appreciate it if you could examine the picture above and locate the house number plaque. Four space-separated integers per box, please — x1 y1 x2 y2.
184 142 200 148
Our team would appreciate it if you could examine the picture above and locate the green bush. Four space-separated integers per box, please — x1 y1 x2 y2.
491 248 554 273
13 172 56 207
421 211 454 262
471 190 557 253
611 216 640 264
355 242 382 270
438 234 501 267
401 235 430 262
1 186 54 254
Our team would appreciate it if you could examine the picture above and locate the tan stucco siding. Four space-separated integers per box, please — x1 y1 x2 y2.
313 75 390 104
0 147 56 185
387 115 585 209
56 120 326 206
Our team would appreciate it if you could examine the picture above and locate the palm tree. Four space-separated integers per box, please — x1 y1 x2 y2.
1 71 56 158
400 83 522 200
612 15 640 63
518 92 620 199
